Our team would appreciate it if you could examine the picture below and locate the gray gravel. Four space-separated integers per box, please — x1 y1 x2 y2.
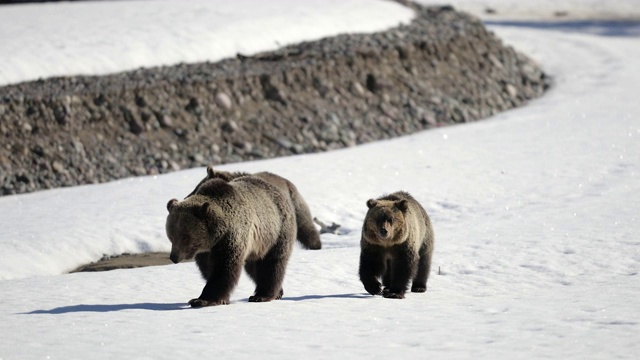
0 4 549 196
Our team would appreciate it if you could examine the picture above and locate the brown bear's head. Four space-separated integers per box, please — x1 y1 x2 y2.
364 198 409 246
165 198 213 263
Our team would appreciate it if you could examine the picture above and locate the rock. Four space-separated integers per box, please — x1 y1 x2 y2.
94 94 107 106
505 83 518 99
366 73 379 93
129 117 145 135
260 75 287 105
185 97 201 114
52 161 66 174
155 111 173 128
351 81 366 97
135 94 147 107
221 120 238 133
191 153 205 163
53 105 68 124
215 92 233 111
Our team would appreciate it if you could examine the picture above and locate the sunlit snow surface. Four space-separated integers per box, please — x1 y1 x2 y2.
0 0 413 86
1 0 639 359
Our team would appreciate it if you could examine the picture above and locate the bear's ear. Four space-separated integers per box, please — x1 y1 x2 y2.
395 199 409 212
206 165 215 178
167 199 178 212
366 199 377 209
196 202 210 218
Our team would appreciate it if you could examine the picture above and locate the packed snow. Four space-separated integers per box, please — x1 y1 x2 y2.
416 0 640 21
1 0 639 359
0 0 413 87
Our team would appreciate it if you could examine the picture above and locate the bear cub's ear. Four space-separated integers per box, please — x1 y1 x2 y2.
206 165 215 178
366 199 377 208
394 199 408 212
167 199 179 212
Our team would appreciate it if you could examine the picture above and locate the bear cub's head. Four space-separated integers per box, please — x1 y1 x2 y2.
165 198 212 264
364 198 409 246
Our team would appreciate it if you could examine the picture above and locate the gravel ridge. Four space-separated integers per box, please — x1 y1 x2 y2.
0 4 549 196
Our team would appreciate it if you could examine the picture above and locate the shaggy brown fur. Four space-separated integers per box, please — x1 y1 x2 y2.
166 176 296 307
186 165 322 250
359 191 434 299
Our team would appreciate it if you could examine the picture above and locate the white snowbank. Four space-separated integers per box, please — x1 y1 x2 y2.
0 0 413 86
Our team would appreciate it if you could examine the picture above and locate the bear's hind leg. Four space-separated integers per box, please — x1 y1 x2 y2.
245 260 284 301
289 184 322 250
296 215 322 250
244 261 258 284
411 243 431 293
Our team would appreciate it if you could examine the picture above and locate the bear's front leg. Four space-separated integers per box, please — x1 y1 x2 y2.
248 238 292 302
190 243 243 308
359 246 386 296
383 246 416 299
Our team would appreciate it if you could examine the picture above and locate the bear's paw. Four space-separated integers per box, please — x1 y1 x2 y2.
382 290 405 299
188 298 229 307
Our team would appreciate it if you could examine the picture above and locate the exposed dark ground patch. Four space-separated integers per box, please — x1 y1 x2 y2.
70 252 176 273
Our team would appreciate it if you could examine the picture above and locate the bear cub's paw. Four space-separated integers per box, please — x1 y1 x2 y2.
188 298 229 308
411 285 427 293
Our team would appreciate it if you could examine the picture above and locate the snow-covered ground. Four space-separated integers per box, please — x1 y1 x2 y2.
1 0 639 359
417 0 640 21
0 0 413 86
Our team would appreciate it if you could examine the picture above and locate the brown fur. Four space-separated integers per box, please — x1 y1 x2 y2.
186 165 322 250
359 191 434 299
166 176 296 307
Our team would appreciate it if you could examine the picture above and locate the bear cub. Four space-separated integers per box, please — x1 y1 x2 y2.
166 175 296 307
186 165 322 250
359 191 434 299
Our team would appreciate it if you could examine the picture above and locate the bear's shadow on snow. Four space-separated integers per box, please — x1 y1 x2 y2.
23 302 188 314
23 294 370 314
281 293 369 301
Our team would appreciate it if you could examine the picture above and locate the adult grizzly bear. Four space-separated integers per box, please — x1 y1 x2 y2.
166 176 296 307
186 165 322 250
359 191 434 299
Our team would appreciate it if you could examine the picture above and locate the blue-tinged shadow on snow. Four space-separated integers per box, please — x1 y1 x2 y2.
23 302 187 314
283 293 370 301
484 20 640 37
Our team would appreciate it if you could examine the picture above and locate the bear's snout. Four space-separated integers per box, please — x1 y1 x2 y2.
169 252 180 264
378 226 392 239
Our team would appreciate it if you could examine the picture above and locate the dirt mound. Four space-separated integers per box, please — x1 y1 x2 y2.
0 4 548 196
